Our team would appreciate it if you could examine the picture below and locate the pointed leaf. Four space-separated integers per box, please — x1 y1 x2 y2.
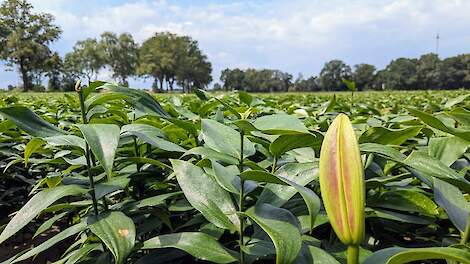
171 159 240 231
78 124 120 178
89 211 136 264
245 203 302 264
434 178 470 232
0 106 66 137
10 221 87 264
142 232 238 263
121 124 185 152
0 185 87 245
201 119 255 159
24 138 45 166
253 114 309 134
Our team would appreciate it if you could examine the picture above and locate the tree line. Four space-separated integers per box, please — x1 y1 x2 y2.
2 0 470 93
218 53 470 92
0 0 212 92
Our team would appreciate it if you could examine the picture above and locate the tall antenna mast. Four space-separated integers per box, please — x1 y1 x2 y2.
435 33 440 55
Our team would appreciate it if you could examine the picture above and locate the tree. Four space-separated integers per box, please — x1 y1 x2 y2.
139 32 212 93
441 54 470 89
220 68 245 91
64 38 106 83
44 52 62 91
138 32 178 92
100 32 138 86
293 73 319 91
353 64 376 90
383 58 418 90
318 60 352 91
0 0 61 91
416 53 441 89
175 36 212 92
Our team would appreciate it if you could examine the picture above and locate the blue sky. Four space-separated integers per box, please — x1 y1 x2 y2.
1 0 470 89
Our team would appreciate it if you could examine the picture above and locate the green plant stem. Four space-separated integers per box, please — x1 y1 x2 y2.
347 246 359 264
461 216 470 244
77 89 99 216
238 130 245 264
351 91 354 111
271 156 277 174
133 137 141 172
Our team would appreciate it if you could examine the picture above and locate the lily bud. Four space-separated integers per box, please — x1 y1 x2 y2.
74 80 82 92
319 113 365 246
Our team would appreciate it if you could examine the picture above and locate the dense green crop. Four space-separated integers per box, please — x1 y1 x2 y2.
0 84 469 263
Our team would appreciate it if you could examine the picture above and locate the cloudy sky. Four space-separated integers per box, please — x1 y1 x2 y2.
1 0 470 88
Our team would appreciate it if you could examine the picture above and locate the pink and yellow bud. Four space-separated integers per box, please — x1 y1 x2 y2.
319 113 365 246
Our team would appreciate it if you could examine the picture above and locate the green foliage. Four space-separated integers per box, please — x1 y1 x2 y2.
0 0 61 91
0 84 469 263
138 32 212 93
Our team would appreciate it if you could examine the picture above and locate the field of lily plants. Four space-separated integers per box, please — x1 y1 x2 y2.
0 82 469 264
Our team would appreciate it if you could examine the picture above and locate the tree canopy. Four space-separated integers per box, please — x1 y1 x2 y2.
0 0 61 91
138 32 212 93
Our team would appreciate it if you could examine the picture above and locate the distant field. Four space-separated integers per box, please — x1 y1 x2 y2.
0 84 469 263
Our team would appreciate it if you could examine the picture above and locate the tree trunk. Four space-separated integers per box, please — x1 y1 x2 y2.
19 60 31 92
169 78 174 92
159 78 164 93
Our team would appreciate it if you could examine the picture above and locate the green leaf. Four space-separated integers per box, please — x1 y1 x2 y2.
360 143 406 162
89 211 136 264
33 211 68 238
404 151 470 193
387 247 470 263
446 107 470 126
24 138 45 166
239 170 289 185
9 221 87 264
0 106 66 137
444 94 470 108
428 136 469 166
135 192 183 208
257 163 320 231
434 178 470 232
201 119 255 159
238 91 253 106
258 163 319 207
85 92 129 111
342 79 356 92
121 124 186 152
363 247 405 264
183 146 239 165
269 133 322 157
63 243 102 264
44 135 86 150
295 244 340 264
368 209 433 225
0 185 87 245
142 232 238 263
85 81 107 99
368 189 439 216
359 126 422 145
94 176 131 200
244 203 302 264
210 160 242 194
78 124 120 178
171 159 240 231
103 83 169 117
407 107 470 141
318 94 336 115
364 247 470 264
253 114 309 134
